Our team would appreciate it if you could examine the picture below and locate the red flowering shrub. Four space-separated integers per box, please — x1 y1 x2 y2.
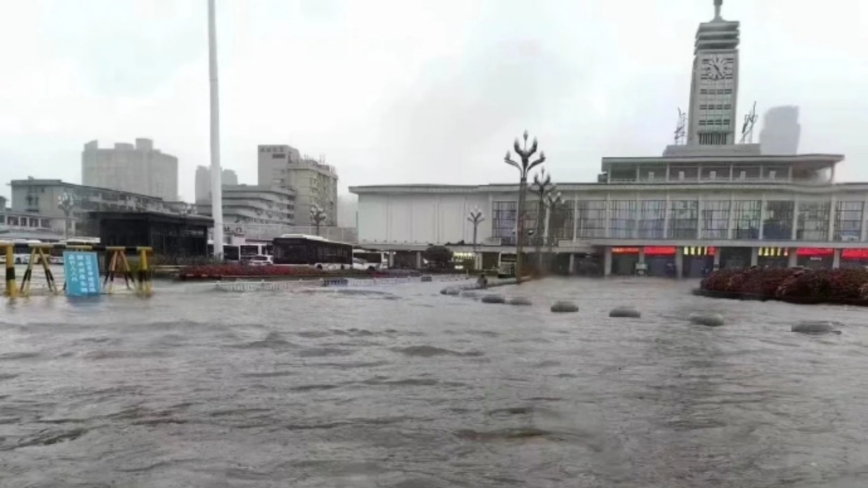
702 267 868 305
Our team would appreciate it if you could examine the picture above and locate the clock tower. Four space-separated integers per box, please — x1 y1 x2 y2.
687 0 740 146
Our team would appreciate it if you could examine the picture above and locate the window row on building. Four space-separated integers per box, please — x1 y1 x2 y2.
491 199 867 244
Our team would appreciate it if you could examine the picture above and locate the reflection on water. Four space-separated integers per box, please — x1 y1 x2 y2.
2 278 868 487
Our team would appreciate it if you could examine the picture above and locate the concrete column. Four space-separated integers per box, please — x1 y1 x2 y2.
713 249 721 267
572 196 579 241
604 193 611 238
568 253 576 275
675 247 684 279
759 193 767 240
696 195 704 239
388 252 395 267
603 247 612 277
788 249 797 268
638 247 646 265
832 249 841 269
791 199 799 240
663 193 671 238
750 248 759 267
828 197 837 241
863 198 868 242
665 163 670 182
727 193 736 240
416 251 422 269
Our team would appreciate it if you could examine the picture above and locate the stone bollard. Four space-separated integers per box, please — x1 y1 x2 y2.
508 297 532 306
792 321 843 335
481 294 506 304
550 301 579 313
460 291 480 299
440 287 461 296
689 313 725 327
609 306 641 318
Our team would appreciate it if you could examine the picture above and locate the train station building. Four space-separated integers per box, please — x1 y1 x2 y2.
350 2 868 277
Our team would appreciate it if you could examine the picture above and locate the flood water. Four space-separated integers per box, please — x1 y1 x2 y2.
2 277 868 487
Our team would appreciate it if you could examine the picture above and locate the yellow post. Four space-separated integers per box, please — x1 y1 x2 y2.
37 247 57 294
138 247 152 296
3 243 16 298
19 247 38 296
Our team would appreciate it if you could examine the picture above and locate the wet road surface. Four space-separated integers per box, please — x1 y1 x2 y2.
2 277 868 487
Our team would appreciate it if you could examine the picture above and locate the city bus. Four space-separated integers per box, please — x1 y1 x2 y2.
0 239 44 265
272 234 353 270
48 237 102 264
240 241 273 262
206 241 241 263
352 249 390 270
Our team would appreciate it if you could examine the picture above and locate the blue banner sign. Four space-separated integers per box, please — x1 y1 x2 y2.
63 251 102 297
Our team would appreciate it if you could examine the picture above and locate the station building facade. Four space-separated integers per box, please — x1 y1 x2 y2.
350 1 868 277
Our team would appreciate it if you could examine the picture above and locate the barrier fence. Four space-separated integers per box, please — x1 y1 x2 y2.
1 242 153 298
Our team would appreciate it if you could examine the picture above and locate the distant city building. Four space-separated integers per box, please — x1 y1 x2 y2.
760 106 801 155
337 194 358 229
194 165 239 203
82 138 178 201
10 178 168 235
257 144 338 226
198 185 295 230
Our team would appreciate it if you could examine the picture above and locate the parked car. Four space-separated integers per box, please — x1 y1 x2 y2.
248 255 273 266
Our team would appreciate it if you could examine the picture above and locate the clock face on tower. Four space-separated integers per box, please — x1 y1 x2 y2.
703 54 732 80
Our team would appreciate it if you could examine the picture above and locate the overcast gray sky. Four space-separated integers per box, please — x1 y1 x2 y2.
0 0 866 201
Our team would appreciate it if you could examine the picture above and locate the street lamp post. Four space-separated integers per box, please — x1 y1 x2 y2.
544 190 563 270
467 207 485 270
57 192 76 240
504 131 546 284
310 205 326 236
530 168 555 271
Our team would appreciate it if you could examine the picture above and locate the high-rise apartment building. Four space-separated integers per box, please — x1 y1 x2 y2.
81 138 178 201
760 106 801 155
195 165 238 203
257 144 338 226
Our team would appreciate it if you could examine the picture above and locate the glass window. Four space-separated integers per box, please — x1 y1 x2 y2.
797 201 830 241
576 201 606 238
668 200 698 239
548 201 574 242
638 200 666 239
492 201 517 245
763 201 794 240
834 201 863 241
701 200 729 239
732 200 761 239
609 200 637 239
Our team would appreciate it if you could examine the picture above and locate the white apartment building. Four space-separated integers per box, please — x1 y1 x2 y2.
82 138 178 201
257 145 338 226
198 184 295 231
194 165 238 203
350 1 868 277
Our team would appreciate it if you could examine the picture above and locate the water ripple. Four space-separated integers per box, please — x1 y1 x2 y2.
1 278 867 486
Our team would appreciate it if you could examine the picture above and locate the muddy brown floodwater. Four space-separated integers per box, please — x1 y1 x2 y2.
2 277 868 487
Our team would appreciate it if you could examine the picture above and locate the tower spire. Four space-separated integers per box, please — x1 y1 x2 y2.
713 0 723 21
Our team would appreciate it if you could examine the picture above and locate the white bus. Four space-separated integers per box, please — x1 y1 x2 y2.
352 249 390 270
272 234 354 270
240 241 273 262
206 241 241 263
0 239 44 265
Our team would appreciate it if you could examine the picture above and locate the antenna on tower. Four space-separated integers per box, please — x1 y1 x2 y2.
674 108 687 145
740 101 758 144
